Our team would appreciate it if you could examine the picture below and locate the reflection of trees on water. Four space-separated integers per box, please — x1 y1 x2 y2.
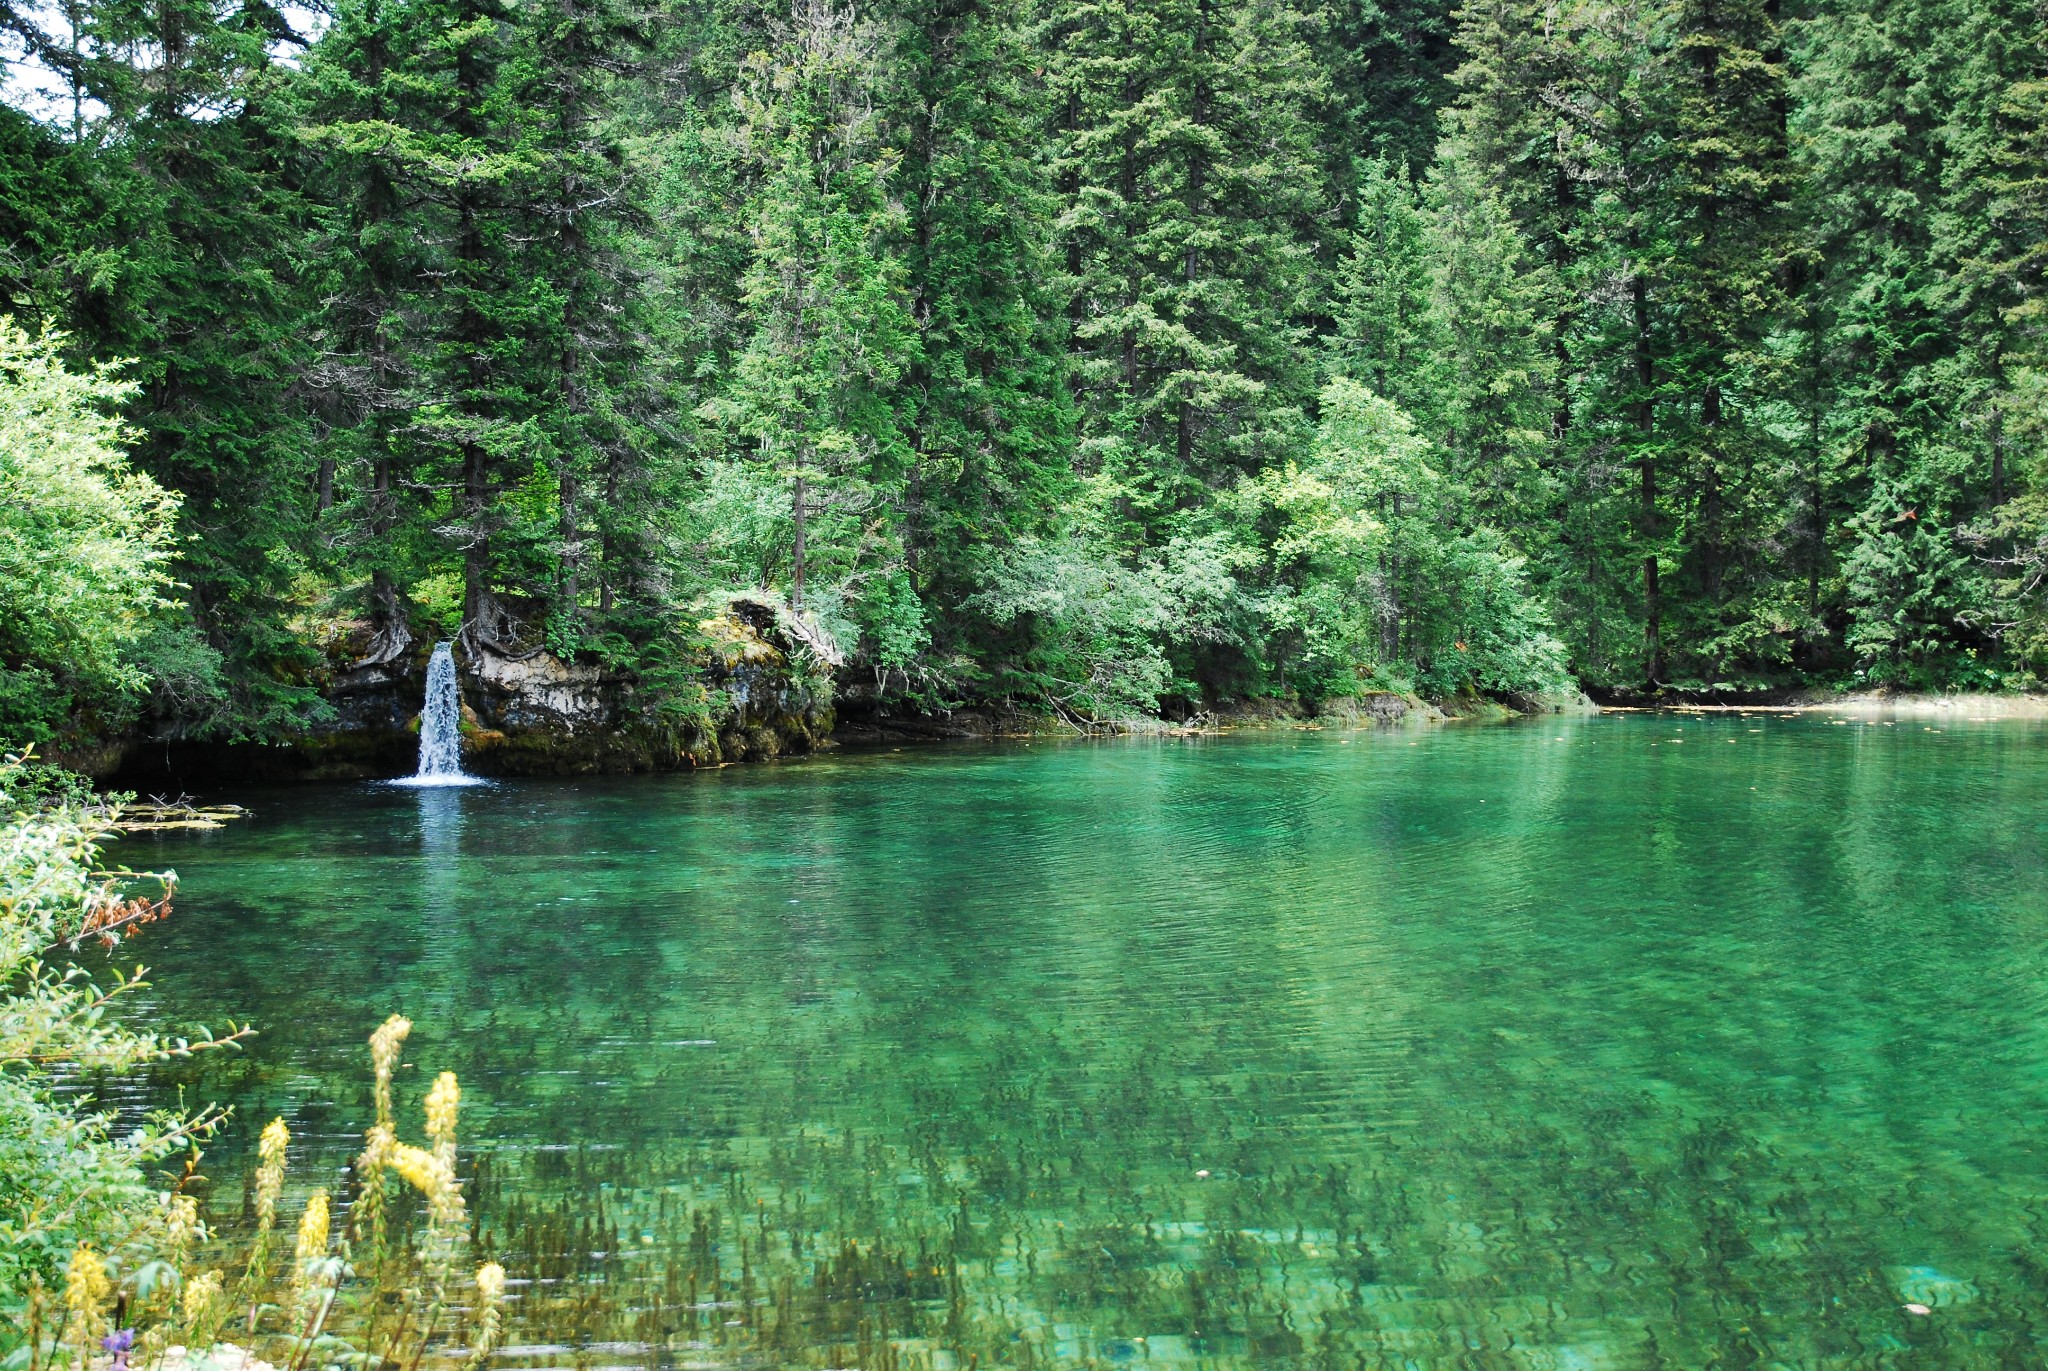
140 725 2048 1367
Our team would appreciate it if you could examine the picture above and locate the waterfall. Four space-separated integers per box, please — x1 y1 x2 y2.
395 641 480 786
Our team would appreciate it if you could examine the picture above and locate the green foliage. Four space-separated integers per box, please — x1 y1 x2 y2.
1324 159 1439 413
3 0 2044 726
0 752 245 1339
1043 0 1326 511
0 754 100 813
0 322 190 742
701 0 915 635
1242 380 1568 699
967 536 1181 717
0 752 508 1371
1423 148 1556 530
883 0 1076 680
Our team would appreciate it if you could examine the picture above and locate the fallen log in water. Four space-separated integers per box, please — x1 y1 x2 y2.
113 800 252 831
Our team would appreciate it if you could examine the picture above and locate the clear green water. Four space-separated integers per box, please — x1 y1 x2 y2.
117 714 2048 1367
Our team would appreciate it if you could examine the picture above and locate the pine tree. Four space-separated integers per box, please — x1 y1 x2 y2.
710 0 914 617
1317 0 1460 181
1656 0 1796 678
295 0 537 655
1791 0 2012 682
63 0 325 731
1425 145 1555 530
1039 0 1324 531
883 0 1074 680
298 0 447 664
1936 0 2048 667
401 0 546 653
511 0 652 644
1324 158 1439 420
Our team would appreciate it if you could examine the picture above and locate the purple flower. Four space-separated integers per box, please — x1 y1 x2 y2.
102 1328 134 1369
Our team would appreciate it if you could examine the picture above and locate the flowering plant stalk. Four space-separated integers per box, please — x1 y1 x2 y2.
1 749 246 1363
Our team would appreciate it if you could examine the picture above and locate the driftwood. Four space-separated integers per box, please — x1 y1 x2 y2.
112 799 252 832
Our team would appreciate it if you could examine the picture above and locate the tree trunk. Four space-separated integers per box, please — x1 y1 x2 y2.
1634 271 1663 683
1699 383 1725 599
792 471 808 610
559 467 579 616
463 440 491 635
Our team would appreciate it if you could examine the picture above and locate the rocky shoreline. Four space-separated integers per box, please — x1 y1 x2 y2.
100 598 836 788
84 621 2034 790
101 684 1598 789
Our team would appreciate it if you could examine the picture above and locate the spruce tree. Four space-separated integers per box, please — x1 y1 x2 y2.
711 0 914 618
511 0 651 643
1425 145 1555 532
65 0 324 730
306 0 535 654
1791 0 2010 682
1439 0 1666 682
1039 0 1324 531
883 0 1074 679
1657 0 1795 677
298 0 447 664
401 0 544 652
1324 158 1439 421
1317 0 1460 181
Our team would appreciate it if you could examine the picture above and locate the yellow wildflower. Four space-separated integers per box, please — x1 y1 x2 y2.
388 1140 436 1193
389 1142 466 1227
259 1116 289 1168
369 1014 412 1126
164 1191 201 1262
294 1192 330 1269
425 1071 460 1163
474 1262 505 1304
63 1245 109 1329
358 1121 395 1172
255 1117 290 1232
467 1261 507 1369
181 1269 224 1325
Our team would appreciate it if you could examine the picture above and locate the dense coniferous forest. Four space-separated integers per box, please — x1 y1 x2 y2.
1 0 2044 744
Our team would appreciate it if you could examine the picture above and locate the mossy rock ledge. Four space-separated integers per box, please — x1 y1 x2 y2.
110 612 832 787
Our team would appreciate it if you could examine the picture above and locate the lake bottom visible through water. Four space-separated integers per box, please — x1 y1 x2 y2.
118 714 2048 1368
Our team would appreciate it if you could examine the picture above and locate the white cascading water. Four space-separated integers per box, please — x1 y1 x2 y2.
394 641 480 786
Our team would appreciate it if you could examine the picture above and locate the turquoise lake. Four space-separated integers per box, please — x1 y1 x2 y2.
117 712 2048 1367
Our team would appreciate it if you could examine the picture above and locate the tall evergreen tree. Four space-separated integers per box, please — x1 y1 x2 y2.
1318 0 1460 181
1039 0 1324 535
1656 0 1795 676
1790 0 2019 682
298 0 445 664
709 0 914 622
1440 0 1668 681
882 0 1075 682
297 0 539 655
513 0 651 643
1324 158 1439 418
64 0 323 731
1425 145 1555 531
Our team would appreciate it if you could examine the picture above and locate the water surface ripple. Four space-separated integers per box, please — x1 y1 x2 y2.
119 714 2048 1368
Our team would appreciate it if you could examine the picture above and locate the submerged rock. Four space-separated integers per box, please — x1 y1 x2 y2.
1891 1265 1978 1309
